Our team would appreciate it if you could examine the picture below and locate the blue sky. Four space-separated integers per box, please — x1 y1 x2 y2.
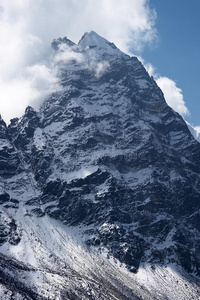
143 0 200 127
0 0 199 129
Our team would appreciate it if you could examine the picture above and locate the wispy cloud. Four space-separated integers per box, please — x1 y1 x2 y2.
54 41 110 79
87 60 110 79
55 44 84 64
141 57 190 118
0 0 157 123
156 76 190 117
194 126 200 134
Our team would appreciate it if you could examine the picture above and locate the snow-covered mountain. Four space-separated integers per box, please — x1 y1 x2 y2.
0 31 200 299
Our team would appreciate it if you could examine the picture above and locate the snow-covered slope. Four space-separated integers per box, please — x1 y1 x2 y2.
0 211 199 299
0 31 200 299
186 121 200 143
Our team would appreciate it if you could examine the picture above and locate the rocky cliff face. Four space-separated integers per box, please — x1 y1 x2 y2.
0 31 200 299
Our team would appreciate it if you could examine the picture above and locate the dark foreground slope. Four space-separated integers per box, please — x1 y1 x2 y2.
0 31 200 299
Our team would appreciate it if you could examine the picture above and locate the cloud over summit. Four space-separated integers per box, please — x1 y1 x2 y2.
0 0 158 123
0 0 192 126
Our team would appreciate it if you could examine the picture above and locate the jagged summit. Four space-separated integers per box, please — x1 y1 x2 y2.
51 31 123 58
78 31 119 53
51 36 76 51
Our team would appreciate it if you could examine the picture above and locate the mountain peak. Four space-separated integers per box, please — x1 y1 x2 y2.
78 31 120 54
51 36 76 51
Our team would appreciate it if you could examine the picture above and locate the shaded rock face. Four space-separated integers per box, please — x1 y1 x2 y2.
0 117 21 175
0 31 200 298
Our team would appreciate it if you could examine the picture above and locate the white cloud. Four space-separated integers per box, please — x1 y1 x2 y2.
0 65 60 123
0 0 157 123
55 44 84 64
144 62 156 77
156 77 190 117
194 126 200 134
87 61 110 79
95 61 110 79
26 64 61 108
140 57 191 119
54 42 110 78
